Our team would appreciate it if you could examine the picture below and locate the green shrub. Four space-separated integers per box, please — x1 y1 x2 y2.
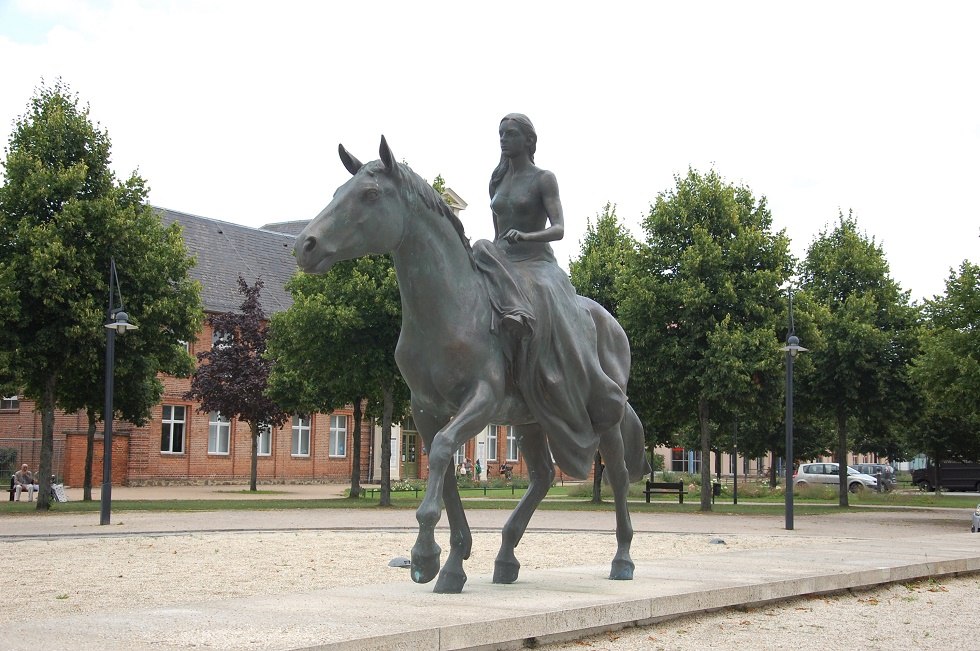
0 447 16 476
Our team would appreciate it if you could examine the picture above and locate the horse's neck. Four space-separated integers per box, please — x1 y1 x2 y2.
391 206 484 330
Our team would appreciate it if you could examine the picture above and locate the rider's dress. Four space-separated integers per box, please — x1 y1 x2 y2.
473 175 626 479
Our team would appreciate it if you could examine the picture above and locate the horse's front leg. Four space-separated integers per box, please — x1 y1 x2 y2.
411 390 493 593
494 424 553 584
599 423 635 580
409 409 446 586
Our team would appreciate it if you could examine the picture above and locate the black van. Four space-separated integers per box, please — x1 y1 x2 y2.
911 462 980 492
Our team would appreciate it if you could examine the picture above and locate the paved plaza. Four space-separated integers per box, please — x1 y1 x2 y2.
2 484 978 650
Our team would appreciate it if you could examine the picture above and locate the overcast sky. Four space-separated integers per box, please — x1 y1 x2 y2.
1 0 977 302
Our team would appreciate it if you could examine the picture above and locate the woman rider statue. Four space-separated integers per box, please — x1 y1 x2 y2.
472 113 626 478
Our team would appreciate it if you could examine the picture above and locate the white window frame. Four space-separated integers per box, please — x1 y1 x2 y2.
487 425 499 462
1 395 19 410
208 411 231 455
161 405 186 454
505 426 518 462
329 414 347 457
453 445 466 467
257 423 272 456
292 415 311 456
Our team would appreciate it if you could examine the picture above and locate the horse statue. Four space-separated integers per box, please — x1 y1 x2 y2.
294 137 648 593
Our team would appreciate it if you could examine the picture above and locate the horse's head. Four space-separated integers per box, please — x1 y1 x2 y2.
295 136 406 274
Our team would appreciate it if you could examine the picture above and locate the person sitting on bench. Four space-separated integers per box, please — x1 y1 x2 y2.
13 464 39 502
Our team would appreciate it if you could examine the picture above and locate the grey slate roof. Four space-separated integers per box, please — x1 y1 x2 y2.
155 207 297 315
260 220 311 237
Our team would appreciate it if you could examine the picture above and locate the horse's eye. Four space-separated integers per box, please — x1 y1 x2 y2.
364 188 380 201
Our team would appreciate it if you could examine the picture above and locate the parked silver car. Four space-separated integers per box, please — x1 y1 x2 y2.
851 463 897 491
793 462 878 493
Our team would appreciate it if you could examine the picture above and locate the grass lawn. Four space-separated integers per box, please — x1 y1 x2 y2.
2 481 975 516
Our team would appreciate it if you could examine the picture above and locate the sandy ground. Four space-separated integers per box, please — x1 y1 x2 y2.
2 525 978 650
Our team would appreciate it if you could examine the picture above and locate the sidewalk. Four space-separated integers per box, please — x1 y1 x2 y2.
59 481 351 502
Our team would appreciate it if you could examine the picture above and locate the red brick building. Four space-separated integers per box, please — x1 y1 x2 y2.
0 207 527 487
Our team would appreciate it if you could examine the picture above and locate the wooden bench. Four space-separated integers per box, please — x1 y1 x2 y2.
360 486 421 499
643 480 687 504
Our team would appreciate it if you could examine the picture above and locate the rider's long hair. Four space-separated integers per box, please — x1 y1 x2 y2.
489 113 537 199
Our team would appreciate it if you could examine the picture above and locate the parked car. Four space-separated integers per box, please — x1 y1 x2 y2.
911 462 980 492
793 462 878 493
851 463 897 491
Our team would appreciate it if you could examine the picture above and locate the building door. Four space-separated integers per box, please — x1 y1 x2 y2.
402 432 418 479
401 417 419 479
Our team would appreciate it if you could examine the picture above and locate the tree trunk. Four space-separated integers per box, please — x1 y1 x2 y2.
379 384 394 507
698 397 712 511
836 408 849 507
349 397 362 499
83 408 96 501
249 421 259 492
768 452 777 488
36 375 56 511
591 451 603 503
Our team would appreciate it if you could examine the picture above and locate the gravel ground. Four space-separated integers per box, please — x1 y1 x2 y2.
2 526 978 650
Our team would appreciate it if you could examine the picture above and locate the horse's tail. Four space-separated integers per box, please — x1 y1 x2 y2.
622 403 650 482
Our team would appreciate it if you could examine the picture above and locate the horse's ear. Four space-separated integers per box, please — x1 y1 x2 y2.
339 144 363 176
379 135 396 172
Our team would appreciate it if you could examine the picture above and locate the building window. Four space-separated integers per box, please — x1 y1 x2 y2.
161 405 186 453
671 448 701 474
291 415 311 456
505 426 518 462
208 412 231 455
487 425 499 461
1 395 19 411
329 414 347 457
257 423 272 456
211 329 232 349
454 445 466 467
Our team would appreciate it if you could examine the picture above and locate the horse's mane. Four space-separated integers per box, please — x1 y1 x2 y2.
398 162 473 256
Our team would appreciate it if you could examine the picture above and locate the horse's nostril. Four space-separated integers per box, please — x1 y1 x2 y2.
303 235 317 253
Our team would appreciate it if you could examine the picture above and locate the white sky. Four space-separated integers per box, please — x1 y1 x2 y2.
1 0 977 302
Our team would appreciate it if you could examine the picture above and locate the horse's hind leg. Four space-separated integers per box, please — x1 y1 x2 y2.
599 423 635 580
494 423 553 584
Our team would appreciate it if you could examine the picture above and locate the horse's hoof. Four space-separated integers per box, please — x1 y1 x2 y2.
493 559 521 584
609 559 635 581
434 568 467 594
411 544 441 584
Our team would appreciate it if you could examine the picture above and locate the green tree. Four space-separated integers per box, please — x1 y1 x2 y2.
797 211 919 505
569 202 640 501
619 168 793 510
267 255 409 504
185 277 287 491
0 80 201 509
909 260 980 469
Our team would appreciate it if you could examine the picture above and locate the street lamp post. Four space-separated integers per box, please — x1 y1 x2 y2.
781 288 806 531
100 258 137 526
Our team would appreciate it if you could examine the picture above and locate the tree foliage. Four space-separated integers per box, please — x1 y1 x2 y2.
908 260 980 463
618 168 793 510
267 255 409 503
569 203 638 317
186 277 286 491
0 80 201 509
797 211 919 505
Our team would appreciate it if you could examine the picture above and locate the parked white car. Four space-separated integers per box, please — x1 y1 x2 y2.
793 462 878 493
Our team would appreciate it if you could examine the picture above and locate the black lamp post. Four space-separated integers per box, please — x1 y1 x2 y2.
100 258 137 526
780 288 806 530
